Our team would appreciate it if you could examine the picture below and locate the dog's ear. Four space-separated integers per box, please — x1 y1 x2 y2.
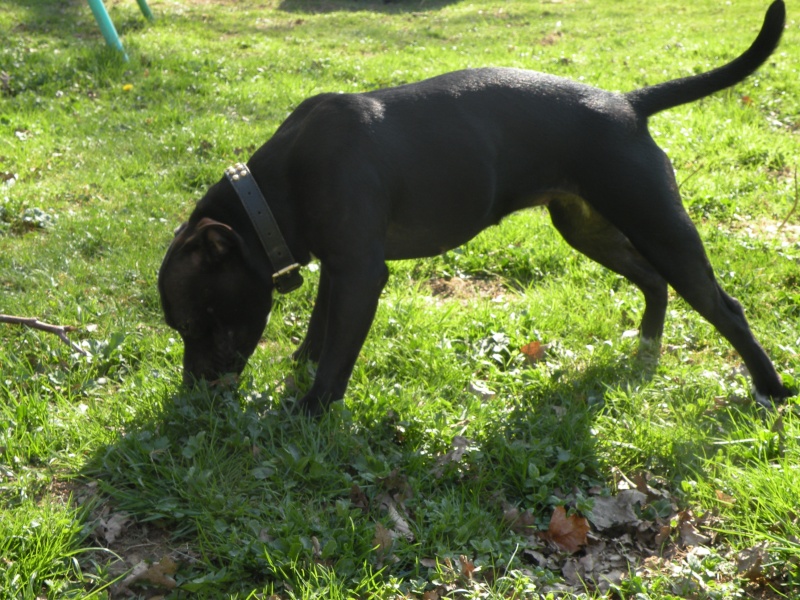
192 218 240 264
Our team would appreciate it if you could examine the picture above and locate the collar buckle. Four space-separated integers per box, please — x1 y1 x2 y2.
273 263 304 294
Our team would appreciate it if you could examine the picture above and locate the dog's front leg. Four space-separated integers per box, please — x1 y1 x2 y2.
293 266 332 363
296 258 389 416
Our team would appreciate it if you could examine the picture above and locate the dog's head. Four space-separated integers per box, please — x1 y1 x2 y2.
158 217 273 386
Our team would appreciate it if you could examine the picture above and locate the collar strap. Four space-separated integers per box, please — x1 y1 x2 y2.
225 163 303 294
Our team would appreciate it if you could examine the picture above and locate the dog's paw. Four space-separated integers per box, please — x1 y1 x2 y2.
754 384 796 409
291 344 322 364
295 394 326 418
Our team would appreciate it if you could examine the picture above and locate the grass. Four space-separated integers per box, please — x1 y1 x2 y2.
1 0 800 597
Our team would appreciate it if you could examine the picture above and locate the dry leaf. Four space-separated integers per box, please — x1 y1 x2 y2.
771 414 785 435
631 471 670 501
378 493 415 541
433 436 474 477
586 490 646 531
715 490 736 505
350 483 369 513
654 523 672 547
373 522 393 564
677 511 710 547
141 556 178 589
736 544 769 581
119 556 178 592
502 505 537 534
419 558 438 569
540 506 589 553
379 469 413 502
458 554 476 580
562 558 584 586
422 590 440 600
96 512 131 545
520 340 549 365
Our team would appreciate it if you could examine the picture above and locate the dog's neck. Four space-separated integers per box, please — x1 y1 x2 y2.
193 174 311 285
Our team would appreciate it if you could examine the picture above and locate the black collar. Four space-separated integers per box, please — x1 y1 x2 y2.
225 163 303 294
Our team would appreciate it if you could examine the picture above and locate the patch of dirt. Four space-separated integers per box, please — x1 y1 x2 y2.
539 31 564 46
424 276 509 305
727 215 800 245
48 479 198 598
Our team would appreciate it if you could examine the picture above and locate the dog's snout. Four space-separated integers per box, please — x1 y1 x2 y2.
181 369 241 389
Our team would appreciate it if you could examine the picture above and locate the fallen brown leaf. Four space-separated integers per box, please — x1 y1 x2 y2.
377 493 415 542
502 505 537 534
350 483 369 513
419 557 438 569
433 435 474 477
586 490 646 531
96 511 131 546
373 522 393 566
540 506 590 553
654 523 672 547
520 340 549 365
677 511 710 547
118 556 178 593
736 544 769 581
714 490 736 506
458 554 476 580
141 556 178 589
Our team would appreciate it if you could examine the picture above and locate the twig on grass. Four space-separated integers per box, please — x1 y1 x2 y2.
677 162 704 193
0 313 89 356
777 166 798 231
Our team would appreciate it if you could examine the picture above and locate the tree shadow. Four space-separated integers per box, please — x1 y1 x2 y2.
278 0 462 15
5 0 150 39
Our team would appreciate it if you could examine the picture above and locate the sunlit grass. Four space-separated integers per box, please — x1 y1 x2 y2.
1 0 799 597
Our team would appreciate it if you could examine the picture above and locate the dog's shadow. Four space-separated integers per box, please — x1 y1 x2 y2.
76 347 715 591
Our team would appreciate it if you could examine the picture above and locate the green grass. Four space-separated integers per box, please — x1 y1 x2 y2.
2 0 800 597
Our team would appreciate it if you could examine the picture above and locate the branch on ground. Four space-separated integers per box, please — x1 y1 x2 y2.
778 166 798 231
0 314 89 356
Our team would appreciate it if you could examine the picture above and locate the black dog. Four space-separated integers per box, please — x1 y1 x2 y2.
159 1 790 415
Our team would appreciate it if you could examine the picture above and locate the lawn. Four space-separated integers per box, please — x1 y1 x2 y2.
1 0 799 598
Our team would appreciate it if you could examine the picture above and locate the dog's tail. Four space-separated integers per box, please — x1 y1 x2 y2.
626 0 784 117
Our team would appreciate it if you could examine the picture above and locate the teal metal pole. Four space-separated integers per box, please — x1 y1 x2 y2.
87 0 129 61
135 0 154 21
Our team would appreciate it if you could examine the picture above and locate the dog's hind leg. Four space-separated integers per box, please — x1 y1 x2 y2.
587 157 789 403
547 196 668 343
